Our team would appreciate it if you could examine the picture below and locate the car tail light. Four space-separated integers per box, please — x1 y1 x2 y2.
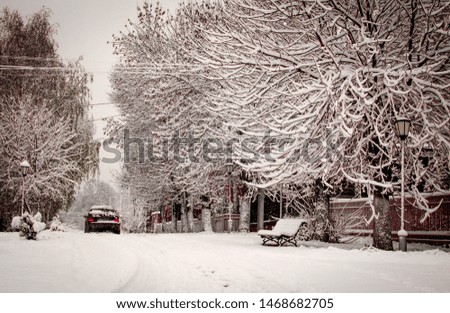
114 217 120 223
87 217 94 223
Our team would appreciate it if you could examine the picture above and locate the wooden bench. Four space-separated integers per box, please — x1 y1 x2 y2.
258 219 307 247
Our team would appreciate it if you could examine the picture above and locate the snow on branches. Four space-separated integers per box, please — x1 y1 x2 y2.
109 1 448 244
182 0 449 224
0 9 99 224
109 2 237 225
0 97 96 204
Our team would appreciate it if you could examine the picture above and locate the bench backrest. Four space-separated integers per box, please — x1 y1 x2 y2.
272 219 306 236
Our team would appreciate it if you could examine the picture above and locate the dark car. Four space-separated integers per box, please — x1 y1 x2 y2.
84 206 121 234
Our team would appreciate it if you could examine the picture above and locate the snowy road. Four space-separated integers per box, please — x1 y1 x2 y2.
0 230 449 292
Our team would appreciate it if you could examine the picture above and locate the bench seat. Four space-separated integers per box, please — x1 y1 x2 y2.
258 218 307 247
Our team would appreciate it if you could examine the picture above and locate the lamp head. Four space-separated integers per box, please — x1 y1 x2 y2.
225 161 234 174
20 160 30 177
395 117 411 141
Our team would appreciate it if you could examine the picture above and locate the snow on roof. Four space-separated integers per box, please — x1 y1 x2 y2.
90 205 114 210
20 160 30 167
89 209 117 216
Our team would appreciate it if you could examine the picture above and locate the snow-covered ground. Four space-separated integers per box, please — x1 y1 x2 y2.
0 229 449 292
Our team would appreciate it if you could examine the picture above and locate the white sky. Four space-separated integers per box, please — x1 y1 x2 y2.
1 0 183 185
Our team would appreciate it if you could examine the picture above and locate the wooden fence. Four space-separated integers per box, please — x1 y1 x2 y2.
211 214 240 232
331 192 450 244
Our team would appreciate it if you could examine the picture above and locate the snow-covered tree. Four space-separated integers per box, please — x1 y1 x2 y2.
177 0 337 239
0 95 98 225
109 2 240 232
0 8 99 229
184 0 449 249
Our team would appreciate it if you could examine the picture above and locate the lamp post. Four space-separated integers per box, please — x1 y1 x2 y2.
395 117 411 252
279 183 283 218
226 161 234 233
20 160 30 215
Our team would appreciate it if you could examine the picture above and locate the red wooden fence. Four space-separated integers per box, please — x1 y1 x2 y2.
331 192 450 244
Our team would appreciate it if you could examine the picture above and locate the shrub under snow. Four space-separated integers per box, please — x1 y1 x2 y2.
11 212 46 240
11 216 22 230
50 215 64 232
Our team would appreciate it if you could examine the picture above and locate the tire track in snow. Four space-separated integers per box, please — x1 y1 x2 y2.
111 236 146 292
90 233 140 292
112 235 169 292
64 231 140 292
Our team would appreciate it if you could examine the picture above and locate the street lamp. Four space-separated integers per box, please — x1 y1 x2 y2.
20 160 31 215
279 183 283 218
226 161 234 233
395 117 411 252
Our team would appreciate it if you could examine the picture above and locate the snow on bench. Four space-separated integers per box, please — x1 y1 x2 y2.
258 218 307 247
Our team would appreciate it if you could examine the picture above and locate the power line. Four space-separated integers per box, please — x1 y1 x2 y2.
0 55 112 64
0 65 203 76
0 54 207 68
0 55 61 62
0 64 81 72
0 62 205 70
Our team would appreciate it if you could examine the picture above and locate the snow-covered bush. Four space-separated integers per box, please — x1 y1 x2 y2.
284 211 335 243
34 211 42 222
10 216 22 231
11 212 47 240
50 215 64 232
296 222 314 242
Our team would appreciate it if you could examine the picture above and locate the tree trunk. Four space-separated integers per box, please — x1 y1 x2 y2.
202 208 212 232
314 180 333 242
201 196 213 232
187 196 194 233
257 187 265 231
239 196 250 232
373 189 393 250
232 177 239 213
180 208 186 233
161 206 166 233
170 202 176 233
181 192 188 233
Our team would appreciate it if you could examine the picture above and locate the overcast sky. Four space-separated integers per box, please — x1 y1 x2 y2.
1 0 183 185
